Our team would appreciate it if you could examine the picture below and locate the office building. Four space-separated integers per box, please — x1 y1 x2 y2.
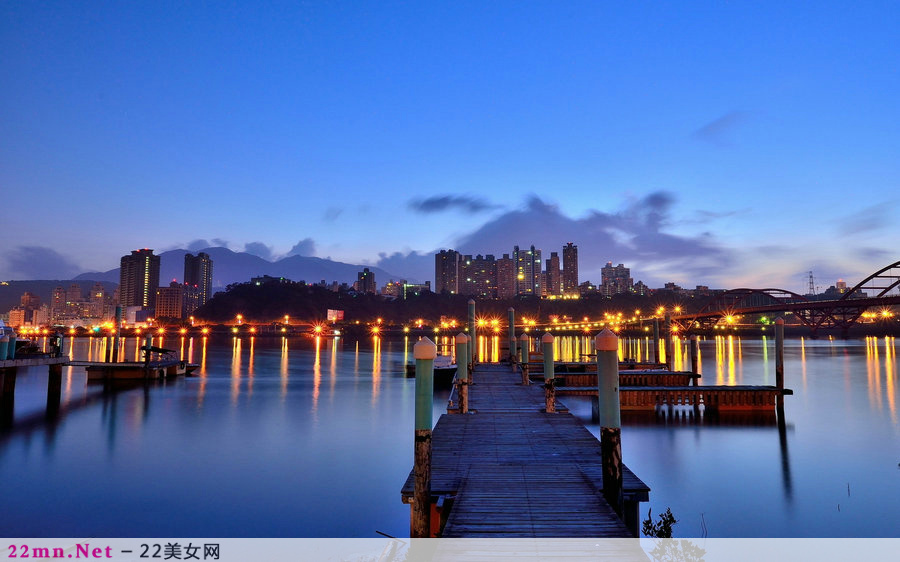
184 252 213 309
435 250 461 294
562 243 578 295
514 245 542 296
119 249 161 314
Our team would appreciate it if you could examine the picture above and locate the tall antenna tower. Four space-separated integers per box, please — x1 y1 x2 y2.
807 271 816 296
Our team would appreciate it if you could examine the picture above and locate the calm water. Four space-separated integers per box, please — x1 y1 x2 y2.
0 334 897 538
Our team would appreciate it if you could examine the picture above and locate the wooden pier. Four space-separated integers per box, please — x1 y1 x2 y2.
401 363 649 537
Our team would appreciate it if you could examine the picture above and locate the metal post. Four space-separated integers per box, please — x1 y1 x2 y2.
595 328 623 516
652 318 660 364
519 333 530 385
412 337 436 538
542 333 555 413
507 307 517 364
455 332 468 414
664 313 673 370
144 333 153 365
467 299 476 367
775 317 785 411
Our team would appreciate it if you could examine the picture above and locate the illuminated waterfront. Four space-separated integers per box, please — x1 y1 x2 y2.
0 334 897 537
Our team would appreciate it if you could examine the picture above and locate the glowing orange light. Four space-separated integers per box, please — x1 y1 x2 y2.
201 327 209 335
180 328 187 335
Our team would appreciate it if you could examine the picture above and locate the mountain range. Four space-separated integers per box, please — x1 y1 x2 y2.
73 247 410 289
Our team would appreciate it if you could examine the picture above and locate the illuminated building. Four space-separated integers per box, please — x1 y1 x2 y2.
155 281 185 319
545 252 561 296
184 252 213 309
562 243 578 295
460 254 497 298
514 245 542 296
435 249 461 294
119 249 161 314
496 254 515 299
357 267 376 294
601 262 633 296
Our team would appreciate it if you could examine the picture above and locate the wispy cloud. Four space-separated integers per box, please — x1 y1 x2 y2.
692 111 748 147
244 242 274 261
2 246 83 279
409 195 501 214
838 203 894 235
284 238 317 258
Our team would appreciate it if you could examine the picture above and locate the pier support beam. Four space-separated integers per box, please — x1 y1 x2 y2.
113 305 122 363
596 329 623 519
542 333 555 413
412 337 436 538
455 333 469 414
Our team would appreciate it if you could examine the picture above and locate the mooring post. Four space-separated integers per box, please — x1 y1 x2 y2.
0 336 8 366
144 333 153 365
690 335 700 385
664 313 673 370
519 333 530 385
596 328 623 517
507 307 517 365
46 363 63 419
113 305 122 363
466 334 473 383
7 331 16 360
652 318 660 364
775 317 785 411
455 332 469 414
467 299 476 367
412 337 436 538
542 333 555 413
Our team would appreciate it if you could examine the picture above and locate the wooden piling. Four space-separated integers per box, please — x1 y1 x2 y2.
595 328 623 517
519 333 530 385
467 299 476 366
455 332 469 414
652 319 660 364
664 313 673 370
412 337 436 538
690 335 700 383
507 307 517 364
542 333 555 413
775 317 785 411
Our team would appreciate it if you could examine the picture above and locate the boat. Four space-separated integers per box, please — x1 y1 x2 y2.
405 354 459 385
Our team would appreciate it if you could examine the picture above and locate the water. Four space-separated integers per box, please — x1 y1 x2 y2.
0 334 897 538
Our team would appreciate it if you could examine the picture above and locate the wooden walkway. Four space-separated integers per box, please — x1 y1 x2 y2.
401 364 649 537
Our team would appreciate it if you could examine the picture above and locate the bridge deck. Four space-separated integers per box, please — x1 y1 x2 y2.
402 364 648 537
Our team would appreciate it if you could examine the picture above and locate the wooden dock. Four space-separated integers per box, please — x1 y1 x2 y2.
401 364 649 537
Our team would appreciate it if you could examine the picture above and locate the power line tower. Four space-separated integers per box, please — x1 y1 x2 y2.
807 271 817 296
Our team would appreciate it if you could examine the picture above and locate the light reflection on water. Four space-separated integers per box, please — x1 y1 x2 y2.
0 334 897 538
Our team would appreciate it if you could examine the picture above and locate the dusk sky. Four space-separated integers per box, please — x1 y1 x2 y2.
2 2 897 292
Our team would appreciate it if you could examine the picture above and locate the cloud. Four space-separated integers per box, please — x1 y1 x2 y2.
374 251 433 284
452 193 732 286
285 238 317 258
244 242 274 260
692 111 748 147
323 207 343 221
187 239 211 251
408 195 501 214
211 238 230 248
838 204 894 235
2 246 82 279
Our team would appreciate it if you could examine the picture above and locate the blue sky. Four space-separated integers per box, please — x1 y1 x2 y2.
2 1 898 291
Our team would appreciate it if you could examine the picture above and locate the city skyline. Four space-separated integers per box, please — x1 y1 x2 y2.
2 3 898 292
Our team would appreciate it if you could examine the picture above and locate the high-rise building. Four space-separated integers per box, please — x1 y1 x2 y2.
357 267 376 294
562 243 578 295
435 250 461 294
460 254 497 298
155 281 185 319
514 245 542 296
184 252 213 309
545 252 561 296
601 262 633 296
119 249 161 314
496 254 515 299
